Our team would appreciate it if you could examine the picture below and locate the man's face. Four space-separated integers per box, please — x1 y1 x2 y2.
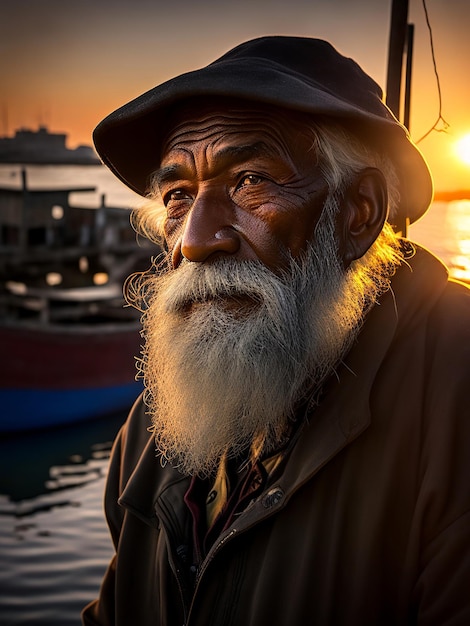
157 104 330 274
135 104 396 476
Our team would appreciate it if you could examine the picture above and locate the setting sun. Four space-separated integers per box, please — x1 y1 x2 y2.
455 133 470 166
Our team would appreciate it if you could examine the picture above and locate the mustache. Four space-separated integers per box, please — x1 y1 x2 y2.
142 256 296 315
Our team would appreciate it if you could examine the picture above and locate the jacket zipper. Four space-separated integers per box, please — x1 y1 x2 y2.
193 528 237 589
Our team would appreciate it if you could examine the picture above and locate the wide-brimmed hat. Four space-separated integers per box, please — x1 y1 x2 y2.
93 35 433 224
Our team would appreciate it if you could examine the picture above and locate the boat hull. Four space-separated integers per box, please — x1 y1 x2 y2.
0 322 144 433
0 382 142 432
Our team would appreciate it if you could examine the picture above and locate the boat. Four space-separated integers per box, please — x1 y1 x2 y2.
0 125 100 165
0 169 159 433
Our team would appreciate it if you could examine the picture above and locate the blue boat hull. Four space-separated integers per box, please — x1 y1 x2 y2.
1 381 143 433
1 316 145 434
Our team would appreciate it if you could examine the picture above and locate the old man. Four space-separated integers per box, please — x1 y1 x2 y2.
82 36 470 625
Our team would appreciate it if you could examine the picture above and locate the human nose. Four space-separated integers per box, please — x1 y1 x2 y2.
172 190 241 266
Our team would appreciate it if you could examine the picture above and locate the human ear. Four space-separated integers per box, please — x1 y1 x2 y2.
338 168 388 267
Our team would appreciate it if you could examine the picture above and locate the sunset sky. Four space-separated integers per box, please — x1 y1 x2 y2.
2 0 470 192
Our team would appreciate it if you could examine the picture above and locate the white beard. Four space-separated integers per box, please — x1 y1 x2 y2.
133 199 398 477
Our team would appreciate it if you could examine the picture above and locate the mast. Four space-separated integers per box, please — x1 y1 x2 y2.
386 0 414 237
403 23 415 131
386 0 409 120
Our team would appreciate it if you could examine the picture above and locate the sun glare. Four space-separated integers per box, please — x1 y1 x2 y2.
455 133 470 166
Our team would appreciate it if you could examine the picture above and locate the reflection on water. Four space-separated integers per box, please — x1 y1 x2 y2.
0 412 126 503
0 412 128 626
446 201 470 281
409 200 470 282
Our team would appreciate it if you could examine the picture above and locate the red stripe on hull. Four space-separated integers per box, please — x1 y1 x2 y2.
0 323 142 389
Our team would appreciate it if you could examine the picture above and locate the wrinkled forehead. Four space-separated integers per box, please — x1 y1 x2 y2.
159 97 316 160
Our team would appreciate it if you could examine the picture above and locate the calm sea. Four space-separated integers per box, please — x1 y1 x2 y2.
0 164 469 625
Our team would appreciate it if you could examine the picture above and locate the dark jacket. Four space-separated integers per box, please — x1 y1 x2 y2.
82 245 470 626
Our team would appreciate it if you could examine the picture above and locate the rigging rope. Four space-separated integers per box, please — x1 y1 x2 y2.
416 0 450 144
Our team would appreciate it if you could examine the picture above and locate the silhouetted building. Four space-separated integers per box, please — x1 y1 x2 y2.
0 126 100 164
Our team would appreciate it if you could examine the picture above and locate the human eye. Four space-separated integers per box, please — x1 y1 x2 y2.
162 188 193 218
163 188 192 205
235 173 265 190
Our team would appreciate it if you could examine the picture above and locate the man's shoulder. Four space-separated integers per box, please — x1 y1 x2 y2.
437 275 470 304
427 277 470 348
401 245 470 367
398 242 470 320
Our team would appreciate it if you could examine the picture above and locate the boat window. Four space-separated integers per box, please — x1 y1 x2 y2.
79 256 89 272
46 272 63 286
93 272 109 285
51 205 64 220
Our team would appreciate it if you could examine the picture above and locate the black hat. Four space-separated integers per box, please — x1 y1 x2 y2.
93 35 433 223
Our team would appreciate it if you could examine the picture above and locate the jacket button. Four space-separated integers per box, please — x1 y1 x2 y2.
206 489 217 504
262 487 284 508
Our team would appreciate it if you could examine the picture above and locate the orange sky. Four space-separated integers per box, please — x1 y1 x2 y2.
2 0 470 192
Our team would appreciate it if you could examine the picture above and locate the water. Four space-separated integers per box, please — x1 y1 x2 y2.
409 199 470 283
0 163 141 209
0 164 469 625
0 411 128 626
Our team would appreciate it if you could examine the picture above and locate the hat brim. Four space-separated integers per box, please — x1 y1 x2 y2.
93 56 433 224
